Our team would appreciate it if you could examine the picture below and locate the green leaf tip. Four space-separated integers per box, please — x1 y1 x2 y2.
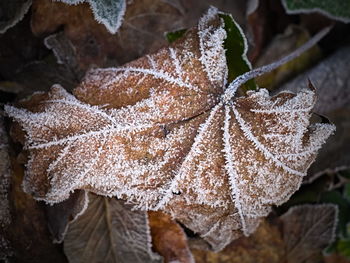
165 29 187 43
218 13 257 91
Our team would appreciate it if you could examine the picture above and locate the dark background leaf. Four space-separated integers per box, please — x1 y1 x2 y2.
281 204 338 263
64 194 162 263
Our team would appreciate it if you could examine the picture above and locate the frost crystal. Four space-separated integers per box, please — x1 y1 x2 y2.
4 8 335 250
58 0 126 34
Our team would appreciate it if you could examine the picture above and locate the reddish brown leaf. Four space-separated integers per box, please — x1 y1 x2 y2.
149 211 194 263
192 219 284 263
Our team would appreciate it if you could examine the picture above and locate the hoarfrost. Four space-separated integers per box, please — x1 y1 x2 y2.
57 0 126 34
4 8 335 250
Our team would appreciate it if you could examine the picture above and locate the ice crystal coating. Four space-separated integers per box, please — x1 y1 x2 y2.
5 8 335 250
58 0 126 34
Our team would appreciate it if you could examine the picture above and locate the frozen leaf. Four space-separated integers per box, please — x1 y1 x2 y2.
30 0 187 71
5 8 335 251
0 0 32 34
166 11 257 91
279 46 350 182
64 193 162 263
30 0 247 73
149 211 194 263
46 190 89 243
281 204 338 263
281 0 350 23
58 0 126 34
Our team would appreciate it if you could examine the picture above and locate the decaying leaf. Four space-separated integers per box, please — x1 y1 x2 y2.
64 193 162 263
281 204 338 263
192 219 285 263
192 204 338 263
57 0 127 34
30 0 247 73
5 7 335 250
46 190 88 243
30 0 189 71
149 211 194 263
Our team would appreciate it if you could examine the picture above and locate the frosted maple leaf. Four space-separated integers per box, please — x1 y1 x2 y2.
5 7 335 250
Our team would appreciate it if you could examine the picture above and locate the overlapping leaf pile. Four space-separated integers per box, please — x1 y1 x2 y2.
5 7 335 251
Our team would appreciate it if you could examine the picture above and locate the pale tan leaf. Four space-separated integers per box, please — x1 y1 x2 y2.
64 193 162 263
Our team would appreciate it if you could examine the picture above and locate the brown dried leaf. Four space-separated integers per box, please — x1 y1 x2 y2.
31 0 247 72
148 211 194 263
192 219 285 263
30 0 188 71
64 193 162 263
5 8 335 251
281 204 338 263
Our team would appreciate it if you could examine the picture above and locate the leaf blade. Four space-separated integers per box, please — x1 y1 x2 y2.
64 194 162 263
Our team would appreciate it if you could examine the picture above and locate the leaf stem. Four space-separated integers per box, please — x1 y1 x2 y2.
222 26 333 103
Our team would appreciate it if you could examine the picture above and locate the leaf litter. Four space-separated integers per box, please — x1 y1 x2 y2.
4 7 337 252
